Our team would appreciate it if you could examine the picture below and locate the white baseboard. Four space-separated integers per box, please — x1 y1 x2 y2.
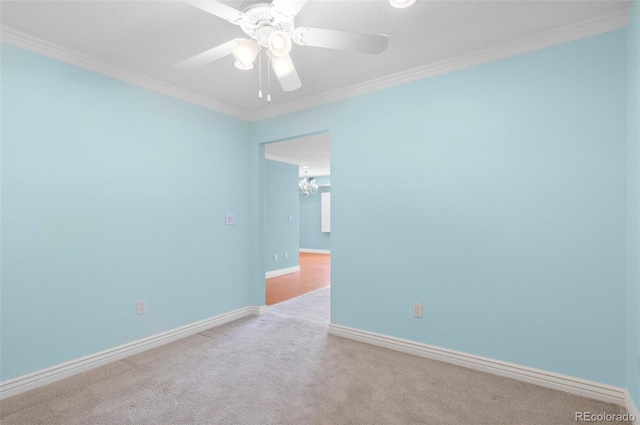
299 249 331 254
1 305 264 400
250 305 268 316
328 324 629 408
625 390 640 425
265 265 300 279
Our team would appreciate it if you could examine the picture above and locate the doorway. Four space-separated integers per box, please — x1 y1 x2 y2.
263 133 331 305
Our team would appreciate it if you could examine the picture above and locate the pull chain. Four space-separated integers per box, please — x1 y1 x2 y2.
267 53 272 103
258 51 263 100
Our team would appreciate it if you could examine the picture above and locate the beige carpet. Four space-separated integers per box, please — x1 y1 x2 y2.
0 288 632 424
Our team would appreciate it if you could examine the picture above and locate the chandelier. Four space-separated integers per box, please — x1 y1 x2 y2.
299 172 318 196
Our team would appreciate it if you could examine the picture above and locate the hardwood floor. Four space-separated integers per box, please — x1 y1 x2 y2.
266 252 330 306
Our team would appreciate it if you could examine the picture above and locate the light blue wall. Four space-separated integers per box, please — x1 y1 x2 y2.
313 176 331 186
252 31 628 387
1 20 636 398
265 159 300 272
626 0 640 407
300 186 331 251
0 44 260 381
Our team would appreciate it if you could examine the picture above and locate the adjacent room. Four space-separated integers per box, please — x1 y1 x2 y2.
1 0 639 423
264 133 331 306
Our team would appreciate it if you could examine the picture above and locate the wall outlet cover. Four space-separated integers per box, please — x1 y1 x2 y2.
225 213 236 225
413 303 423 318
136 301 146 315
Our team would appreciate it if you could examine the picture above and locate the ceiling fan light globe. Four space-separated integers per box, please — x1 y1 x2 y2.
234 61 254 70
232 39 260 70
272 37 284 50
268 31 292 57
390 0 416 8
271 54 295 77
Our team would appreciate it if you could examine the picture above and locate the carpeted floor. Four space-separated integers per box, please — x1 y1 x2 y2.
0 288 632 424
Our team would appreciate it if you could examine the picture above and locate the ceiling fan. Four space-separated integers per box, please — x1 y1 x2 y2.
175 0 389 100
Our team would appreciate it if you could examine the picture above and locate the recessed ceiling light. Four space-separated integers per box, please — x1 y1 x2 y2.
390 0 416 8
302 166 309 169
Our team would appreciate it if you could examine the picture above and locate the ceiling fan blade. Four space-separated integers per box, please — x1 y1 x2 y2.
293 27 389 54
174 39 236 71
185 0 244 24
271 0 308 19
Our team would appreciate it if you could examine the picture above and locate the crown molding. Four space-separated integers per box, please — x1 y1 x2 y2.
0 26 252 121
1 6 630 123
248 8 630 121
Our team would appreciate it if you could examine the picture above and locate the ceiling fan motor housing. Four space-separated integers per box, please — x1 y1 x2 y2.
239 0 295 46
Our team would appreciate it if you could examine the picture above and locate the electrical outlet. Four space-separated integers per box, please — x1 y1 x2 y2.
284 252 288 259
310 238 314 243
136 301 146 315
274 254 278 261
413 303 422 318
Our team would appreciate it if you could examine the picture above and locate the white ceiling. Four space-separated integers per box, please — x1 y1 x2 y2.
0 0 631 121
265 133 330 178
0 1 630 173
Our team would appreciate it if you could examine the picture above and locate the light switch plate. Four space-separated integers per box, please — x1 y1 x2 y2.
225 213 236 225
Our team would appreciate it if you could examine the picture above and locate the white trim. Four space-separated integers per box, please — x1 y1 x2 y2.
299 248 330 254
625 390 640 424
248 8 630 121
249 305 269 316
264 154 300 166
0 305 262 400
1 8 629 123
0 27 250 121
265 265 300 279
328 324 629 407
